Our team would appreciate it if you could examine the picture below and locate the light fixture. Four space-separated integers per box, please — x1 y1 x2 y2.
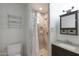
39 7 43 10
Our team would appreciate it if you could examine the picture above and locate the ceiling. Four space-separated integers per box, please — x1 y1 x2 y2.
32 3 48 13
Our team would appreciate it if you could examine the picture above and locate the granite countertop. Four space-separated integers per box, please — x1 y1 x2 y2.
52 40 79 54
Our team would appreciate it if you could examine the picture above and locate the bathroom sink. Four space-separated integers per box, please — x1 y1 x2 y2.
53 41 79 54
58 43 77 51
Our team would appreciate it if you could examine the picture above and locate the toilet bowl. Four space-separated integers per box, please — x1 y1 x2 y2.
7 43 22 56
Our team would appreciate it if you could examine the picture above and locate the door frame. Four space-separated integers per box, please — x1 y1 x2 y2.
32 3 50 56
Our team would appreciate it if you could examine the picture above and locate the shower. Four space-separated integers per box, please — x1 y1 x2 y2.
32 3 48 56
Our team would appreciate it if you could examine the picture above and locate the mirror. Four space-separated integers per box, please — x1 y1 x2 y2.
60 10 78 35
61 14 75 28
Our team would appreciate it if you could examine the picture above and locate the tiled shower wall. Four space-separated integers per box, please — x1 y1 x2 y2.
32 11 48 55
37 12 48 55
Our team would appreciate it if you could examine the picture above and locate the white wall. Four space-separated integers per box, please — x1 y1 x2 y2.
0 3 33 56
50 2 79 55
0 3 26 55
24 4 33 56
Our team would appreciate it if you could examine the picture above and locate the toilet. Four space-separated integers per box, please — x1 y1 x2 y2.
7 43 22 56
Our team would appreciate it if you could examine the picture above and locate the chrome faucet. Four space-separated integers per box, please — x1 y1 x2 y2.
65 40 73 45
56 39 73 45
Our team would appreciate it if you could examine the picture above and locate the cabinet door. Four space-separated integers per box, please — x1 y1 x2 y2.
52 44 79 56
52 44 68 56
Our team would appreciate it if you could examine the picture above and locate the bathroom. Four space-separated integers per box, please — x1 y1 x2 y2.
0 3 49 56
32 3 48 56
50 2 79 56
1 2 79 56
0 3 32 56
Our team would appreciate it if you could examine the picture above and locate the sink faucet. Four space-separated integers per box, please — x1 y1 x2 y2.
56 39 73 45
65 40 73 45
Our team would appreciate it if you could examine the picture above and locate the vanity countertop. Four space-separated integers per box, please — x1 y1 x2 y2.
52 41 79 54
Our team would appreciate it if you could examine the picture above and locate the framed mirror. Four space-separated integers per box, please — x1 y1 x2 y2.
60 10 78 35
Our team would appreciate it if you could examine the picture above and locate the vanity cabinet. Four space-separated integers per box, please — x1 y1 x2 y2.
52 44 79 56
